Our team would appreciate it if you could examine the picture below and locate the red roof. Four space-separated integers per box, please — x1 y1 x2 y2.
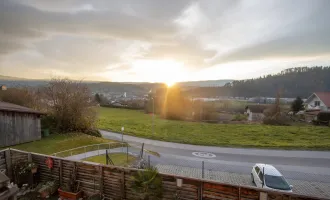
315 92 330 107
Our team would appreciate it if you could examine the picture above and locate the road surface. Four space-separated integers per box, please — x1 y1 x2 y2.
100 130 330 183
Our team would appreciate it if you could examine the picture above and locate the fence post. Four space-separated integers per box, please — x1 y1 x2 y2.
198 182 203 200
5 150 12 180
202 161 204 179
99 166 104 196
148 155 150 168
28 153 32 162
84 147 87 158
126 145 129 164
121 171 126 199
59 160 63 186
238 186 241 200
27 153 33 185
106 150 108 165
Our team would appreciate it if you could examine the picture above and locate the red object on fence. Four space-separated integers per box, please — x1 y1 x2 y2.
45 157 54 169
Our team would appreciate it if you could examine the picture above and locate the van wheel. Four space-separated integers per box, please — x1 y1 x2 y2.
251 173 255 184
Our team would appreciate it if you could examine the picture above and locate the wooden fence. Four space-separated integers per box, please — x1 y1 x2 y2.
0 149 325 200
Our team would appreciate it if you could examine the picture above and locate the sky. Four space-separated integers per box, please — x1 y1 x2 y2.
1 0 330 83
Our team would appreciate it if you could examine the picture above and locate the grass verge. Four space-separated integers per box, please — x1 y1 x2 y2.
9 132 116 155
97 107 330 150
83 153 135 166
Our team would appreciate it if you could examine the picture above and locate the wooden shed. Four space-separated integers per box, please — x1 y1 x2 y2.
0 101 44 147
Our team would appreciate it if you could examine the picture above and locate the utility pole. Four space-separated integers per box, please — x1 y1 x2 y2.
121 126 124 152
152 97 155 134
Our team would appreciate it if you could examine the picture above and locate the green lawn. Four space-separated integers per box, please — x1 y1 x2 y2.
10 133 116 155
97 107 330 150
83 153 135 166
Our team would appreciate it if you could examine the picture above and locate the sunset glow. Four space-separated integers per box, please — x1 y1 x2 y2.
166 81 175 87
131 59 186 83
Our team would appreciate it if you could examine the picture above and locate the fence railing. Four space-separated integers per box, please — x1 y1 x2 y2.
52 142 128 158
1 148 325 200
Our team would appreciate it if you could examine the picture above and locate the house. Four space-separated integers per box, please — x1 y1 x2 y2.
245 105 266 121
304 92 330 111
0 85 7 91
0 101 44 147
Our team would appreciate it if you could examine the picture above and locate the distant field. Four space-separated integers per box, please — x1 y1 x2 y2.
97 107 330 150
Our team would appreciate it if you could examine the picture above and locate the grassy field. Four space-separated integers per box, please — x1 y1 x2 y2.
9 133 116 155
83 153 135 166
97 107 330 150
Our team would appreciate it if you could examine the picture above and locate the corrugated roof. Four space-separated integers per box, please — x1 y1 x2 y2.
0 101 44 114
315 92 330 107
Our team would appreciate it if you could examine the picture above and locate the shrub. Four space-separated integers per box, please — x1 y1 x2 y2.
131 167 163 200
263 116 291 126
232 114 247 121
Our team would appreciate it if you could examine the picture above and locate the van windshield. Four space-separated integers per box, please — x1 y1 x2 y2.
265 175 291 190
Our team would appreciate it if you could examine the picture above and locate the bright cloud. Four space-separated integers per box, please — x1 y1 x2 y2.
1 0 330 82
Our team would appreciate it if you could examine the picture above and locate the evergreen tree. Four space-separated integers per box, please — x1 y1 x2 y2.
95 93 101 103
291 97 304 113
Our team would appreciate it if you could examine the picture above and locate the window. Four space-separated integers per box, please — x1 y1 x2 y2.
258 171 264 181
315 101 321 106
255 166 260 174
264 175 291 190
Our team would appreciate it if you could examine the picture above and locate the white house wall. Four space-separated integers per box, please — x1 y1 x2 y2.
306 95 328 111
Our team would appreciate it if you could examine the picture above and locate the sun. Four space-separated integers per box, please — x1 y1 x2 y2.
131 59 186 84
166 81 175 87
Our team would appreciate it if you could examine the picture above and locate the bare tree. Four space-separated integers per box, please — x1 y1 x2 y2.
42 78 96 132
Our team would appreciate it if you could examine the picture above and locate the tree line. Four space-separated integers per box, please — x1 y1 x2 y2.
186 66 330 98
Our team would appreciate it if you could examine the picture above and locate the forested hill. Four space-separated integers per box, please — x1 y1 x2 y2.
186 67 330 98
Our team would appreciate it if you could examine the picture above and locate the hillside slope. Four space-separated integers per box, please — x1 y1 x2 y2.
186 66 330 98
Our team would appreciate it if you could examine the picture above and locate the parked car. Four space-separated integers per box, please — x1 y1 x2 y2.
251 164 292 192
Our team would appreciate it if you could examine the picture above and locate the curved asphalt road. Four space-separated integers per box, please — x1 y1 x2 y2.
100 130 330 183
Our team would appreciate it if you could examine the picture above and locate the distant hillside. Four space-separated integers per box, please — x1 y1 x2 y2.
0 75 27 80
177 79 233 87
186 66 330 98
4 67 329 98
88 82 148 95
0 80 47 88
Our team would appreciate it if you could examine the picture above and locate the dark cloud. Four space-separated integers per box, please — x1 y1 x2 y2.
14 0 192 20
209 0 330 64
0 0 190 56
211 31 330 64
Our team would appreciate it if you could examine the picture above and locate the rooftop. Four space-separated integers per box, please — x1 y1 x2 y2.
0 101 44 115
315 92 330 107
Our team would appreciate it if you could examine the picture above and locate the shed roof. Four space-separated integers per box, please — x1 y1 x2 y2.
0 101 44 115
